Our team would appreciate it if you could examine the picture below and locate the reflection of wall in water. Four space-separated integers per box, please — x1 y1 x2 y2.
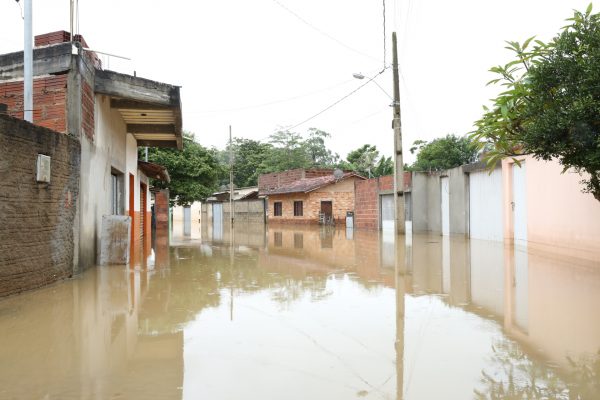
469 239 505 316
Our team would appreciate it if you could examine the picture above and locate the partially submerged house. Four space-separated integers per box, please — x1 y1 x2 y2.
0 31 182 275
260 171 365 225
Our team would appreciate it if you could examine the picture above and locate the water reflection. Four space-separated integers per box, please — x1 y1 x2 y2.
0 221 598 399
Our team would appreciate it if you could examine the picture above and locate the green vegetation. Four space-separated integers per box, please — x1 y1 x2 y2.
471 4 600 201
144 132 223 206
409 134 478 171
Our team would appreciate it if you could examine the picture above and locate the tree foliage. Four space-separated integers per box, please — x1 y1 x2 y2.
472 4 600 201
145 132 222 206
345 144 392 177
409 134 478 171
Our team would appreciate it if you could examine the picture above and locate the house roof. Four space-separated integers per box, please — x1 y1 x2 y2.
262 173 365 195
208 186 259 202
138 161 170 183
95 69 183 150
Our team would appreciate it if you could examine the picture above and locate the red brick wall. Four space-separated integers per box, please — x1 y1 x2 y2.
0 75 67 133
353 172 412 229
354 178 380 229
81 80 95 141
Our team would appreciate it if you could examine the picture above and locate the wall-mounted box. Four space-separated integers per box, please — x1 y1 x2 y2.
36 154 51 183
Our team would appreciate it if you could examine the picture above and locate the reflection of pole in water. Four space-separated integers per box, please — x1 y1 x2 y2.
229 214 235 321
395 234 409 399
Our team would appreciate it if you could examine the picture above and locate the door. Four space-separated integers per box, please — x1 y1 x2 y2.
469 169 503 241
139 182 147 240
129 174 135 245
441 177 450 236
212 203 223 241
380 194 394 232
183 206 191 236
512 163 527 244
321 201 332 221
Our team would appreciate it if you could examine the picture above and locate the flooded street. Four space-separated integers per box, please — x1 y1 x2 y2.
1 223 599 400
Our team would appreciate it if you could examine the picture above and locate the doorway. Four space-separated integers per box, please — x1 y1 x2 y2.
140 182 147 241
320 201 333 224
129 173 135 245
441 177 450 236
512 162 527 245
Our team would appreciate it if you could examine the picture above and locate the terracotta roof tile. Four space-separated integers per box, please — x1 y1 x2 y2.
262 172 365 195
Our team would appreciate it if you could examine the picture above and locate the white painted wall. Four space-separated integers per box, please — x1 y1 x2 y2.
79 94 144 268
469 168 503 241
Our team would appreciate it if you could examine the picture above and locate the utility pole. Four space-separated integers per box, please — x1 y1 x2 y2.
229 125 234 227
23 0 33 122
392 32 405 235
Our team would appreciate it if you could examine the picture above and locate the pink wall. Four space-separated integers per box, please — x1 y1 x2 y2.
502 156 600 260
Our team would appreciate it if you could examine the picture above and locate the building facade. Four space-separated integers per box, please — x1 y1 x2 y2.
0 31 182 273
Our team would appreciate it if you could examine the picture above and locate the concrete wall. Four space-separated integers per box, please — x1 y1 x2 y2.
412 167 468 235
223 199 265 224
0 114 80 297
502 156 600 259
79 94 148 270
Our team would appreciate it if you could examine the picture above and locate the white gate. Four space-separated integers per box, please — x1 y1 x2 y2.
380 194 395 232
441 177 450 235
513 163 527 244
183 206 191 236
212 203 223 241
469 169 503 241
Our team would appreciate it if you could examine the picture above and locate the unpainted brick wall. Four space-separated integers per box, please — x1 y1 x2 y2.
0 114 80 297
354 173 411 229
0 75 68 133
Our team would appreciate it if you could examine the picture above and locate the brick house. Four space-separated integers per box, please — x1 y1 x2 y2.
261 172 365 225
0 31 182 271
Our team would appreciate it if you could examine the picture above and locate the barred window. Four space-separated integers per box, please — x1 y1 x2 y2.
274 202 282 216
293 201 303 217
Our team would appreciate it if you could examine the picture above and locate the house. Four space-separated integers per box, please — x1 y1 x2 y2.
0 31 182 272
260 171 365 225
200 186 265 226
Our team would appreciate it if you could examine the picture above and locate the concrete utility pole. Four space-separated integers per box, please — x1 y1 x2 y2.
23 0 33 122
229 125 234 227
392 32 406 235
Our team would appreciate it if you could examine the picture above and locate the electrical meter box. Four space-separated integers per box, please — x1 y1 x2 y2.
36 154 51 183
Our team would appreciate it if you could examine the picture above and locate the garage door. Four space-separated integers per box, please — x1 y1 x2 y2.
380 194 394 232
469 168 503 241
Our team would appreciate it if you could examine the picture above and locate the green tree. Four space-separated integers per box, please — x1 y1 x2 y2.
228 138 273 187
304 128 340 167
346 144 379 177
373 156 394 176
471 5 600 201
410 134 478 171
259 129 310 172
145 132 222 206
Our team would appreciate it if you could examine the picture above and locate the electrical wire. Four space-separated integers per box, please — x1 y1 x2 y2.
15 0 24 20
286 67 389 131
190 78 356 114
271 0 381 63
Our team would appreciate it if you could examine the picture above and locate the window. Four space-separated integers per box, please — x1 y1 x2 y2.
274 202 282 216
110 170 124 215
293 201 303 217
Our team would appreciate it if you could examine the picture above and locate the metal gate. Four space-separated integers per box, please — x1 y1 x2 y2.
212 203 223 241
469 169 503 241
441 177 450 236
380 194 394 232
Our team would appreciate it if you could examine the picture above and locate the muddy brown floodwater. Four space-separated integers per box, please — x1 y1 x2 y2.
1 222 599 399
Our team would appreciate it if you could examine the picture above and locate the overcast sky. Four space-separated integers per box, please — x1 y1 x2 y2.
0 0 592 163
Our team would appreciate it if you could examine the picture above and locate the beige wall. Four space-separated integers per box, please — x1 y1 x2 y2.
502 156 600 259
267 178 359 225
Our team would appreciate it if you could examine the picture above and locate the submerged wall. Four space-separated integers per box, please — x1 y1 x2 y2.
0 114 80 297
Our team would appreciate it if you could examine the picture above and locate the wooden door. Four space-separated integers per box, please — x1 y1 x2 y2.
140 182 147 240
129 174 135 245
320 201 332 218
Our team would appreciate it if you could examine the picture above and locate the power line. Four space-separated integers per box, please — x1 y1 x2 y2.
286 67 389 131
271 0 381 63
189 78 356 114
